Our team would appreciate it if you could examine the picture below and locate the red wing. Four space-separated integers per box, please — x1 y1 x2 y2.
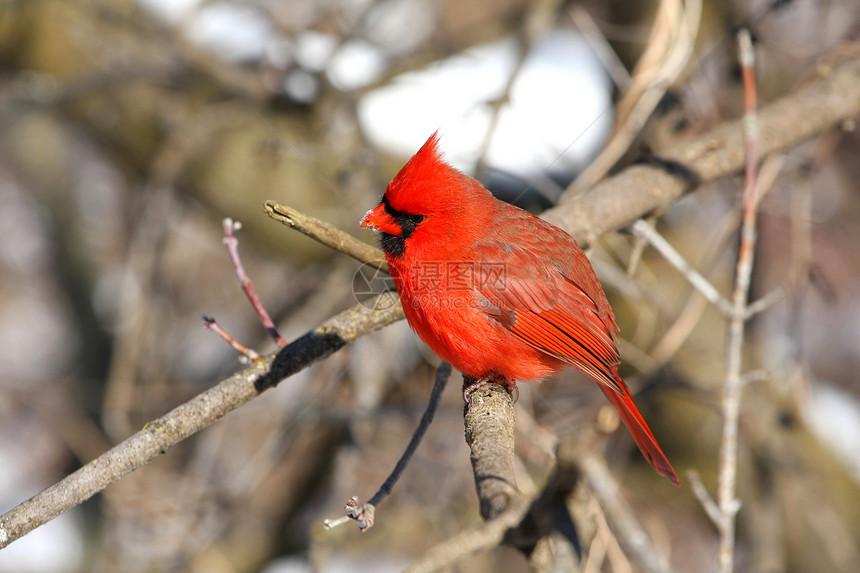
473 243 622 393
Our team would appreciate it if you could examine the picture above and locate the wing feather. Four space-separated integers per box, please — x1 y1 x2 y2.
473 241 622 393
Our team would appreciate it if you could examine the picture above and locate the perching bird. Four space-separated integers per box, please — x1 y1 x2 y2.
361 133 678 485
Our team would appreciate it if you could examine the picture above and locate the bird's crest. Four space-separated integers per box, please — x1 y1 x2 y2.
383 131 456 211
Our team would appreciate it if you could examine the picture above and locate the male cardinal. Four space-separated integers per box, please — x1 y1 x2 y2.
361 133 678 485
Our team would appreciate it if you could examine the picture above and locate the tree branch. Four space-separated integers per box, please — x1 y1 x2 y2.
412 383 584 570
716 28 760 573
464 382 519 521
264 200 387 271
403 382 529 573
0 294 403 549
544 55 860 243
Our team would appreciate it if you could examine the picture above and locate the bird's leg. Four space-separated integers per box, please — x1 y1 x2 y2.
462 375 519 404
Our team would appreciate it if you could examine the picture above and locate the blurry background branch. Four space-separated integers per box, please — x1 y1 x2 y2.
544 54 860 243
567 0 702 194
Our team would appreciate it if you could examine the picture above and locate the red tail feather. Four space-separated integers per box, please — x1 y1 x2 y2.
598 371 679 486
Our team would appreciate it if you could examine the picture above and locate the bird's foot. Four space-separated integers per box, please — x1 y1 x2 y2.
462 376 519 404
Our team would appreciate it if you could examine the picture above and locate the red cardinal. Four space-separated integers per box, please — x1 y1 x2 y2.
361 133 678 485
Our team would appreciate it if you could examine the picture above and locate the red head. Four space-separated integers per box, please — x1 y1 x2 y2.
361 132 495 259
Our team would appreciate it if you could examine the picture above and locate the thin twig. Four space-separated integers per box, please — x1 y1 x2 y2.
646 205 745 367
631 219 733 315
222 217 286 347
201 315 261 360
473 0 559 183
368 362 452 506
716 28 759 573
264 200 387 271
686 469 721 526
744 286 787 319
325 362 453 532
569 5 631 90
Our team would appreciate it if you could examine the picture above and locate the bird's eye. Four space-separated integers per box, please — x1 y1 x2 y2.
409 214 426 224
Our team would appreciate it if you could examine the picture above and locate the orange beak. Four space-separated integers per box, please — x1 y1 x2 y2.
361 203 402 236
